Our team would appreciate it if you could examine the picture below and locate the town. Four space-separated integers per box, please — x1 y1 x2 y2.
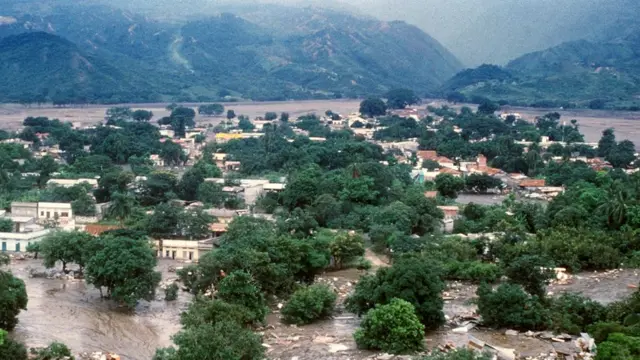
0 90 639 360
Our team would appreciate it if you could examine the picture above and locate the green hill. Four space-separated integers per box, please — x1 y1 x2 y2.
0 32 166 104
0 3 463 103
441 35 640 110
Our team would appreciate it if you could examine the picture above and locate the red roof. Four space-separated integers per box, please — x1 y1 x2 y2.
85 224 122 236
519 179 546 187
210 223 228 232
439 167 462 176
417 150 438 160
424 191 438 198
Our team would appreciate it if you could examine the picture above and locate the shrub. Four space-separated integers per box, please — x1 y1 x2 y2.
0 338 27 360
595 333 640 360
346 256 445 330
164 283 179 301
354 299 425 354
443 261 502 283
181 298 255 328
30 342 74 360
549 293 607 334
587 322 629 343
476 283 550 330
281 284 337 325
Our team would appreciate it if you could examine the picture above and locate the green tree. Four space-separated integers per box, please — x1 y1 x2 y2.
26 242 40 259
418 349 492 360
160 140 185 167
132 109 154 122
360 98 387 118
85 235 161 308
354 298 425 354
40 231 93 273
504 255 554 298
180 298 255 329
329 231 365 269
198 104 224 116
170 107 196 138
238 117 255 132
598 128 617 158
281 284 337 325
0 218 12 232
71 193 96 216
264 112 278 121
153 321 264 360
197 182 225 206
226 110 236 119
435 173 465 198
476 283 550 330
217 271 268 324
595 333 640 360
386 89 420 109
0 338 27 360
477 100 499 115
105 107 132 124
280 112 290 122
607 140 636 168
0 261 28 330
107 192 136 225
178 208 214 240
346 256 445 329
465 174 502 192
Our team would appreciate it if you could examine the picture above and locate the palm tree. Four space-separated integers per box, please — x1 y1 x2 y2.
598 182 630 229
107 192 136 226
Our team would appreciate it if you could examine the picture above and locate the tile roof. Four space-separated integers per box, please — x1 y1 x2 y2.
519 179 546 187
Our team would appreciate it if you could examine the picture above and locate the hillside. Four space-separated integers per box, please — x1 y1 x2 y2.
441 32 640 110
0 3 463 103
0 32 165 103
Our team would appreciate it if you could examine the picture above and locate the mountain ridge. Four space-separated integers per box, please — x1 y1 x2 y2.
0 3 463 103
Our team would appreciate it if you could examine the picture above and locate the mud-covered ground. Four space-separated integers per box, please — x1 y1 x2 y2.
5 257 640 360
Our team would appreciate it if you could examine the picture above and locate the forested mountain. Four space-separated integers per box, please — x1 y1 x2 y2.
441 19 640 110
0 3 462 103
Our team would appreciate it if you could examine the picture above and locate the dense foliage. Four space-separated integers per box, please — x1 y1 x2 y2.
354 298 425 354
281 284 337 325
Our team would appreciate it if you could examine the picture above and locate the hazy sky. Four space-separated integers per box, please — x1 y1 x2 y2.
105 0 631 67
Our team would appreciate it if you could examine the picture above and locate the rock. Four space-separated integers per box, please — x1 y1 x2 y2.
377 354 394 360
327 343 349 353
313 335 335 344
505 329 519 336
168 265 177 272
628 284 638 289
525 331 535 337
262 343 272 348
551 337 565 342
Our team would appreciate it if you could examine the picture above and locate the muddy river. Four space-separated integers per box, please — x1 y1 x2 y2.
10 259 189 360
6 258 640 360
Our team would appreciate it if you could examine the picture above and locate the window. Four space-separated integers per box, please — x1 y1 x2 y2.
165 251 170 257
189 252 193 260
61 212 69 217
41 211 44 216
54 212 58 218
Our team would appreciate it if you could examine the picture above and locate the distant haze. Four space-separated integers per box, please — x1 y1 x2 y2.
97 0 635 66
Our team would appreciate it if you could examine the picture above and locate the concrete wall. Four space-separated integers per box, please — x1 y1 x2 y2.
153 239 213 261
0 229 51 252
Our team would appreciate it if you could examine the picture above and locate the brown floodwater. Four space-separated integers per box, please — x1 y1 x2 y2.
9 259 190 360
6 257 639 360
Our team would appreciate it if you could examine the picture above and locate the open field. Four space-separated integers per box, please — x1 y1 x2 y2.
1 100 640 144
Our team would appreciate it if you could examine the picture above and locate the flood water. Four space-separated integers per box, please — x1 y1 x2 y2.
6 257 639 360
9 259 189 360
